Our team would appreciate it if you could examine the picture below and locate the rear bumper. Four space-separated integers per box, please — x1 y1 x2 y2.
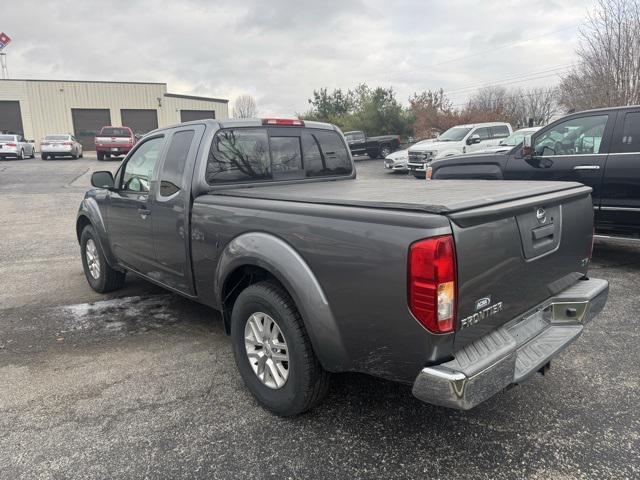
95 146 132 154
412 277 609 410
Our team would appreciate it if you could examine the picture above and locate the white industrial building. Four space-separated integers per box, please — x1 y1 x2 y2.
0 79 228 150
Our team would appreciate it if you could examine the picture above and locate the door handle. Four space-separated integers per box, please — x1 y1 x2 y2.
573 165 600 170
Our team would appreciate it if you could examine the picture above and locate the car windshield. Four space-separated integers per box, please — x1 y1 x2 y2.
45 135 70 141
100 128 130 137
500 130 530 146
437 127 472 142
0 135 15 141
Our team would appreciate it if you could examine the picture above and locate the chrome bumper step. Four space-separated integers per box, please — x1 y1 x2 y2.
412 277 609 410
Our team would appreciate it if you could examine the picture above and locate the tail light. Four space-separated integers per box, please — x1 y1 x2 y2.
63 141 73 145
6 143 17 147
262 118 304 126
408 235 457 333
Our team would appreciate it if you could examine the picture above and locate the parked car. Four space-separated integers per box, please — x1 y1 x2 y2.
0 134 36 160
383 148 408 172
472 126 542 155
94 126 136 161
407 122 513 178
40 134 83 160
77 117 607 416
344 130 401 158
428 106 640 236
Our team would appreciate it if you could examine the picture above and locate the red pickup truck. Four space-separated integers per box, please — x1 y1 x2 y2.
94 126 136 160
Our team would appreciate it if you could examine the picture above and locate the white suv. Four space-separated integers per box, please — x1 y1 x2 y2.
407 122 512 178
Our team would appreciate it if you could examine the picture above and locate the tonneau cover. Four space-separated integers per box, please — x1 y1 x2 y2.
214 178 589 214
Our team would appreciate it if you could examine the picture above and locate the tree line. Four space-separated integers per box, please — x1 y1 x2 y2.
301 0 640 139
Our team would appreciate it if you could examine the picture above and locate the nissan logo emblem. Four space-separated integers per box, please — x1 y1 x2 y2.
536 207 547 224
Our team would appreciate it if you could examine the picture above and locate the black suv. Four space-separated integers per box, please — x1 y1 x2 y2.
429 106 640 236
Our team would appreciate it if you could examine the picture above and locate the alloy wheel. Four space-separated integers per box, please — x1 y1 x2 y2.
244 312 290 389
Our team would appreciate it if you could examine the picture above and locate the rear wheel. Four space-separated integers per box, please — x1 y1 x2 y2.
41 154 48 160
19 149 25 160
97 151 105 161
231 281 330 416
80 225 126 293
30 147 35 158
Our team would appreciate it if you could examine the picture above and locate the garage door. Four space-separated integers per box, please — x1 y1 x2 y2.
121 109 159 138
180 110 216 122
0 101 24 136
72 108 111 151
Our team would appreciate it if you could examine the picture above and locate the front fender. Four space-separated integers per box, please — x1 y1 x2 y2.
433 162 504 180
76 193 120 270
215 232 349 371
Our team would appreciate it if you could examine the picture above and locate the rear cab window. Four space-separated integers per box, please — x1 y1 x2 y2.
614 112 640 153
206 127 352 185
491 125 510 138
100 127 131 137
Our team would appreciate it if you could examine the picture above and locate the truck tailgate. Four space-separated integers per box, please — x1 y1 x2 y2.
447 184 594 348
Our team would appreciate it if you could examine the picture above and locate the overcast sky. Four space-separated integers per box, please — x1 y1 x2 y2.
3 0 594 116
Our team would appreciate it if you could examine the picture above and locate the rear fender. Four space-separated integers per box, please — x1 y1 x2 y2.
215 232 349 371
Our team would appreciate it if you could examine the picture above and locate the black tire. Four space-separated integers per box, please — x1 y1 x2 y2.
97 151 105 161
412 172 426 179
71 151 78 160
379 144 392 159
80 225 126 293
230 281 330 416
41 154 48 160
80 151 84 158
30 148 35 158
19 149 25 160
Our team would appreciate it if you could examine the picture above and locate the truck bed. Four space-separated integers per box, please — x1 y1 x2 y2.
214 178 588 214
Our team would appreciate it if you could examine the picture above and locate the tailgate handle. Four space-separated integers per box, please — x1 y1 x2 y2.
532 223 555 240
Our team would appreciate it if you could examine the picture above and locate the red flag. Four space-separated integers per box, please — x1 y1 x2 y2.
0 33 12 47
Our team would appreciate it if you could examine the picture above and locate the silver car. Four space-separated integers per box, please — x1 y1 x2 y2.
40 134 83 160
0 134 36 160
384 148 409 172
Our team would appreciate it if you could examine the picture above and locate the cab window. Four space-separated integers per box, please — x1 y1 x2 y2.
533 115 608 156
474 127 491 140
617 112 640 153
160 130 195 196
491 125 510 138
121 136 164 192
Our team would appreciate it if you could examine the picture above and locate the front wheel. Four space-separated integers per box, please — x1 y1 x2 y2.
379 145 392 159
80 225 126 293
231 281 330 416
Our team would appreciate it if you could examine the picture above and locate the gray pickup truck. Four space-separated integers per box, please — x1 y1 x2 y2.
77 118 608 416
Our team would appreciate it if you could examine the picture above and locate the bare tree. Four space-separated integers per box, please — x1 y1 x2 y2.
232 95 258 118
559 0 640 112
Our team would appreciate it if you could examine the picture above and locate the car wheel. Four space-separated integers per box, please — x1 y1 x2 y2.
412 172 426 179
41 154 48 160
71 150 78 160
379 145 392 159
79 149 84 158
231 281 330 416
19 149 25 160
97 152 105 161
80 225 126 293
30 147 35 158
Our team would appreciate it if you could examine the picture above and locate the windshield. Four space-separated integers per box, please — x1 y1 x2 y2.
99 127 131 137
500 130 529 146
45 135 70 141
437 127 472 142
0 135 15 141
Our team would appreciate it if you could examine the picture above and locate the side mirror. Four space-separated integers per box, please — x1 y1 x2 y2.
91 171 115 189
466 134 481 145
522 135 533 157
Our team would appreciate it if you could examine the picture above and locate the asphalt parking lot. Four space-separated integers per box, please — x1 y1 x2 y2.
1 154 639 479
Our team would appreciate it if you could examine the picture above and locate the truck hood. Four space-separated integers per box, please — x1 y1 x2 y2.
409 140 461 152
430 152 507 169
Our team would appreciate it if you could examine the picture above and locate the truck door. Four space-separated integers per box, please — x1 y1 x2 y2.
504 113 614 206
107 135 166 274
466 127 492 153
599 109 640 234
151 125 205 294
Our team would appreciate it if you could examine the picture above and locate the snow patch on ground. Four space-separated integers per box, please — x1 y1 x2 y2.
62 295 178 333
